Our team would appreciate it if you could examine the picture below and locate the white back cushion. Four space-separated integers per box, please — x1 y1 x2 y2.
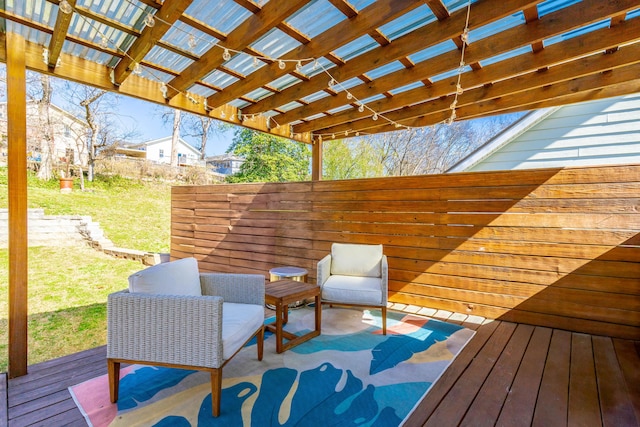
128 257 202 296
331 243 383 277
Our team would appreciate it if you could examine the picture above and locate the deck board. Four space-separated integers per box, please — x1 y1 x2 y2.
2 312 639 427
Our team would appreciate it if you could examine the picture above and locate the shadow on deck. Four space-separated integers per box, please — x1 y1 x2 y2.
2 307 639 426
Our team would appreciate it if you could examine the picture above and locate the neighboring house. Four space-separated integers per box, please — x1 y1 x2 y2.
0 102 89 168
206 154 245 175
117 136 203 166
448 93 640 172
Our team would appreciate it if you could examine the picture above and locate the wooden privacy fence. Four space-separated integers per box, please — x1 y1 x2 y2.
171 164 640 339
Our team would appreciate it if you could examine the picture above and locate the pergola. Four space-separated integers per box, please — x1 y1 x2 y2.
2 0 640 378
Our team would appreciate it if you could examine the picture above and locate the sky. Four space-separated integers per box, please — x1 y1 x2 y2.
112 95 235 157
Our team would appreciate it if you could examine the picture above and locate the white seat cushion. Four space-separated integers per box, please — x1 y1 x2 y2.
331 243 383 277
128 257 201 296
321 275 383 306
222 302 264 360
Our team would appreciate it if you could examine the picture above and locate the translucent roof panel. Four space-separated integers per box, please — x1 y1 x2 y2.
444 0 480 14
189 84 216 98
145 46 193 74
332 35 378 62
301 90 331 104
250 28 300 59
224 52 267 75
6 0 57 27
378 5 436 41
79 0 149 29
431 65 473 82
286 0 346 39
480 45 532 67
544 19 612 47
244 87 274 102
268 74 303 92
389 81 425 96
628 8 640 19
537 0 581 18
469 12 525 44
202 70 239 89
409 40 458 63
7 21 50 46
298 57 335 78
161 22 218 57
366 61 407 80
64 40 114 66
185 0 252 34
278 101 305 113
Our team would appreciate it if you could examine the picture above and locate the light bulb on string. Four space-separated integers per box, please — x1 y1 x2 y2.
59 0 73 14
100 35 109 49
328 78 336 89
160 82 168 98
132 62 142 75
278 60 286 70
143 14 155 28
346 92 353 100
456 84 464 95
295 61 303 72
372 113 378 121
222 48 231 61
253 57 259 68
188 34 197 49
358 104 364 113
450 99 457 110
461 28 469 44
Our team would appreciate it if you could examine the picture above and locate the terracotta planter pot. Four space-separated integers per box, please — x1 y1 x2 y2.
59 177 74 193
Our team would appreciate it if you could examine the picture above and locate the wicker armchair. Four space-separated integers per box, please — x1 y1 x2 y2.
107 258 265 417
317 243 388 334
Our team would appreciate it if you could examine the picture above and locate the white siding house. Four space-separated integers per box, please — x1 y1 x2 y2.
0 102 89 168
448 94 640 172
206 154 245 176
120 136 203 166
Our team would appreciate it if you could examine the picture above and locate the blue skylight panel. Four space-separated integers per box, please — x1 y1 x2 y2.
409 40 457 63
360 94 386 104
628 8 640 19
366 61 406 80
80 0 146 28
250 28 300 59
390 81 424 96
203 70 239 89
298 57 334 78
245 87 273 102
145 46 192 73
301 90 330 104
328 104 356 115
278 101 305 113
162 22 217 57
287 0 346 38
269 74 302 92
332 35 378 61
304 112 327 121
7 21 49 46
544 19 611 47
335 77 363 92
378 5 436 41
185 0 251 34
229 99 249 109
443 0 479 14
189 84 215 98
349 0 376 11
480 45 532 67
225 52 266 75
537 0 581 18
431 65 472 82
468 12 525 44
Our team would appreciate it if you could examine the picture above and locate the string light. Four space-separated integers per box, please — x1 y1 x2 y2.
100 35 109 49
222 48 231 61
132 62 142 75
143 13 156 28
278 60 286 70
59 0 73 14
160 82 168 98
188 34 197 49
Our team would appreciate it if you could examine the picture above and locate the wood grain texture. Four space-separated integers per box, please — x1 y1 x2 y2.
171 164 640 339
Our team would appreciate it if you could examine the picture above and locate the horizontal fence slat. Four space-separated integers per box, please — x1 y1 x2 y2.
171 164 640 339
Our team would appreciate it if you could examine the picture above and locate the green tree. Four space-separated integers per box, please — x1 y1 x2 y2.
322 138 384 180
226 129 310 183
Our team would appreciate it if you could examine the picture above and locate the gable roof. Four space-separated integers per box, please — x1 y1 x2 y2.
447 108 558 172
143 136 201 156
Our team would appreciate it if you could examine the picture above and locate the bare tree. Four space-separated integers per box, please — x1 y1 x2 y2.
35 75 57 180
182 113 217 160
170 109 181 167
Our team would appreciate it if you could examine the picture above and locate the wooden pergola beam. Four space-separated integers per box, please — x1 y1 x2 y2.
206 0 423 109
165 0 310 99
241 0 537 116
47 0 76 69
296 13 640 134
112 0 194 85
6 32 28 379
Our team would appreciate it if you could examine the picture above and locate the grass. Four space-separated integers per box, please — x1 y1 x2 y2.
0 168 174 371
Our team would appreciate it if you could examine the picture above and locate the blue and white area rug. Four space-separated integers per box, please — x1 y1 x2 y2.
70 307 474 426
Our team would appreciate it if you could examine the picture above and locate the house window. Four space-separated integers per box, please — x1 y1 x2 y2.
159 149 164 158
64 125 71 137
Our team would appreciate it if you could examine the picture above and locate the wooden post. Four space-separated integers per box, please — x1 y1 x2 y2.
311 138 322 181
6 32 29 378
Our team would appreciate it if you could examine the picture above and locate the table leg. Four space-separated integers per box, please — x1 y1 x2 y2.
314 295 321 333
275 301 284 354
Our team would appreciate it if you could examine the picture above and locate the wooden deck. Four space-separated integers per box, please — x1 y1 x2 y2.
2 308 639 426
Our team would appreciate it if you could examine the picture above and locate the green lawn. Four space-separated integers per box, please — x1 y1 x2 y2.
0 168 175 371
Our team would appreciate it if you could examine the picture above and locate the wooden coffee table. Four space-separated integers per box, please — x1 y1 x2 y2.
265 279 321 353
